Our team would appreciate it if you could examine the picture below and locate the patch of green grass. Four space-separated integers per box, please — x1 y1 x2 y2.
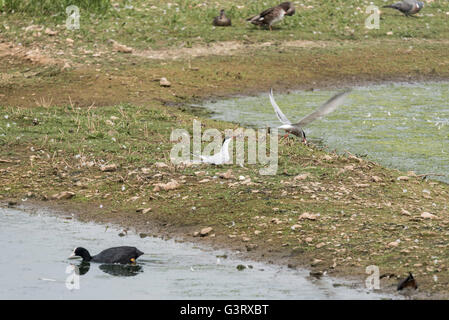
1 0 110 15
1 0 448 50
0 103 176 165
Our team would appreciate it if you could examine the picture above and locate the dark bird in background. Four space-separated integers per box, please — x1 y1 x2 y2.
69 246 144 264
397 272 418 291
383 0 424 16
213 9 231 27
246 2 295 31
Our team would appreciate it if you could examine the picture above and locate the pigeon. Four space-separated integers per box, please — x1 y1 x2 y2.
213 9 232 27
268 88 351 143
383 0 424 16
397 272 418 291
194 136 233 165
246 2 295 31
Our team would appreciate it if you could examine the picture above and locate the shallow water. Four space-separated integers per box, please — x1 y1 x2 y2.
201 82 449 183
0 207 393 299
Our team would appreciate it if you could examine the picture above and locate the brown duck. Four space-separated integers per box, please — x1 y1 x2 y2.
246 2 295 31
213 9 231 27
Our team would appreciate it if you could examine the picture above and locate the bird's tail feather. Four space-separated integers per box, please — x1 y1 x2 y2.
246 15 260 22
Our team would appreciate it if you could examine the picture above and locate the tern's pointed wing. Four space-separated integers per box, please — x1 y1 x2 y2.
269 89 291 125
294 89 351 127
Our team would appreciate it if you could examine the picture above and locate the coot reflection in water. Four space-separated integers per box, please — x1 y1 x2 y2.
72 261 143 277
99 264 143 277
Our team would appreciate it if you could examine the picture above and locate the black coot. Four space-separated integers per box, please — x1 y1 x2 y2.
69 246 144 264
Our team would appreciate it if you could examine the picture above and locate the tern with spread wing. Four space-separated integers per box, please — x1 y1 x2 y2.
268 88 351 143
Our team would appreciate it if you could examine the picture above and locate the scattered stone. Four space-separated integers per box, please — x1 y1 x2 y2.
240 178 253 186
299 212 318 221
407 171 417 177
305 237 313 243
242 237 251 242
193 231 200 237
25 25 43 32
110 39 133 53
141 167 151 174
397 176 410 181
316 242 326 249
254 230 262 235
44 27 58 36
348 155 363 163
311 259 323 266
100 164 118 172
290 224 301 231
159 77 171 87
136 207 152 214
421 212 437 219
387 240 400 248
401 208 411 216
270 218 282 224
154 162 168 168
371 176 382 182
200 227 213 237
62 62 71 71
218 169 234 179
51 191 75 200
153 179 180 191
354 183 370 188
139 233 148 238
293 173 311 181
236 264 246 271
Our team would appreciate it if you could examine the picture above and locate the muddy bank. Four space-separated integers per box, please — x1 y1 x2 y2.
2 38 449 108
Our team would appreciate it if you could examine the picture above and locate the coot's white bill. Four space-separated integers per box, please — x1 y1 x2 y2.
68 248 81 259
